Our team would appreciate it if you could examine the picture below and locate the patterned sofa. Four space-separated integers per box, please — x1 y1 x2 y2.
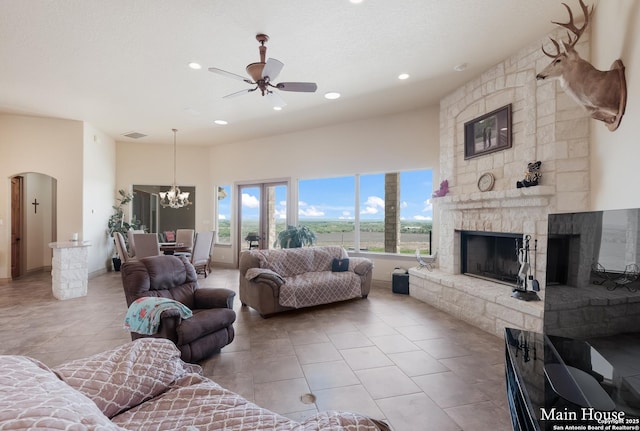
0 338 389 430
239 246 373 317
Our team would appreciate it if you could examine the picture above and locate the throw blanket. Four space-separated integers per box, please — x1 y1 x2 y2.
124 297 192 335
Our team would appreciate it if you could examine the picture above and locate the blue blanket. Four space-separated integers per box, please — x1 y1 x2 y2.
124 297 192 335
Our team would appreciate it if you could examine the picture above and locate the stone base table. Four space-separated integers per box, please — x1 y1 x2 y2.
49 241 91 300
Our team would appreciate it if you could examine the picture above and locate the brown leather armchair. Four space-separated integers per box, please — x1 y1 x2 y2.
120 255 236 363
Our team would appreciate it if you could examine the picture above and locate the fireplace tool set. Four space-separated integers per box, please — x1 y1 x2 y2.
512 235 541 301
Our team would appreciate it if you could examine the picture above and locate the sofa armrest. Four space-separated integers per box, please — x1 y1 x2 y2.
245 268 286 288
350 257 373 276
194 288 236 309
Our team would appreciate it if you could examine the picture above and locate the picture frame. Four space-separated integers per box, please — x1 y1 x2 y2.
464 104 512 160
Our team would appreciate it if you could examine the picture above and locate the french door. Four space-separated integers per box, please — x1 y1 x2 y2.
237 181 288 253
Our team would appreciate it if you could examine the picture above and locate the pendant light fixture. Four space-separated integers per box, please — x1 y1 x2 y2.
159 128 191 209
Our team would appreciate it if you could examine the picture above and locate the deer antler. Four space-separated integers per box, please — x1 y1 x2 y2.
541 0 592 58
541 38 562 58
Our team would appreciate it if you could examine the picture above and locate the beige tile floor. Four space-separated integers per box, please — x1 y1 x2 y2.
0 268 512 431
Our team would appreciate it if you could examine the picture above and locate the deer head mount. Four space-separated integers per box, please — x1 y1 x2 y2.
536 0 627 131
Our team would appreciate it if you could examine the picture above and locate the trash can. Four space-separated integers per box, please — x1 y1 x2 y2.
392 269 409 295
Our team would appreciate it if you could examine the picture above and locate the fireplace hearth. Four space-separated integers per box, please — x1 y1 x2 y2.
461 231 522 286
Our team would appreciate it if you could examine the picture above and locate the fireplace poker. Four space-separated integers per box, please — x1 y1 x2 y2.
512 235 540 301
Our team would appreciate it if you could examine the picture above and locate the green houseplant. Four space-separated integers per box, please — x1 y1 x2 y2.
274 225 317 248
108 189 143 269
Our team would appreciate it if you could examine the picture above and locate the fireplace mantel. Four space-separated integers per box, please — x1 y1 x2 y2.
435 185 555 211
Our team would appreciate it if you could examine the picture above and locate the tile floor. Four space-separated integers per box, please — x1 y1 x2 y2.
0 268 513 431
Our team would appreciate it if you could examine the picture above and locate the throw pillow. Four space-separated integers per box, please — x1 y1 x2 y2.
331 258 350 272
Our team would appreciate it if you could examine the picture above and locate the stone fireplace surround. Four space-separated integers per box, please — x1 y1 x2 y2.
409 28 592 338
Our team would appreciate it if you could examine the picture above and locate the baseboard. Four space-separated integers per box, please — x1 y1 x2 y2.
211 262 236 270
89 268 108 279
26 266 51 275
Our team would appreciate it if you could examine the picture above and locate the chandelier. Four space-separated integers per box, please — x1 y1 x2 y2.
159 128 191 209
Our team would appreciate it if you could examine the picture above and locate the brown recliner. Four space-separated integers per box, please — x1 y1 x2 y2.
120 255 236 363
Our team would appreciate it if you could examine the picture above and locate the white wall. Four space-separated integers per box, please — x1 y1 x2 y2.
115 140 214 235
590 0 640 210
209 107 440 280
83 124 117 275
0 114 85 280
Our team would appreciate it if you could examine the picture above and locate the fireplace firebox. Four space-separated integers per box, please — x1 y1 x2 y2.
461 231 523 286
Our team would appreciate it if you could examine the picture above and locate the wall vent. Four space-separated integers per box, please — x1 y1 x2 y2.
122 131 147 139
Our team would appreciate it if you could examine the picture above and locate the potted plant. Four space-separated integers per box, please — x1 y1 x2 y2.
274 225 317 248
107 189 143 270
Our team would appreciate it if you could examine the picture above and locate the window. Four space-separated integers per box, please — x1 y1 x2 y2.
217 185 231 244
359 173 385 252
399 170 433 254
298 169 433 254
298 176 355 250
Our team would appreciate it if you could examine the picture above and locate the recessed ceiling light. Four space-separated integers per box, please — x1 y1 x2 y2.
214 120 228 125
188 62 202 70
350 0 364 3
324 92 341 100
273 106 283 111
453 63 468 72
398 73 410 80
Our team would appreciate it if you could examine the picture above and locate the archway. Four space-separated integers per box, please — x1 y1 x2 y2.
10 172 57 278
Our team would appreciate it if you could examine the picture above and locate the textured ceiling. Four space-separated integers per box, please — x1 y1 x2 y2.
0 0 574 146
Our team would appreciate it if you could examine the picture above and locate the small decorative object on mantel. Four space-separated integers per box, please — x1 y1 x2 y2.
535 0 626 131
516 161 542 188
431 179 449 198
477 172 495 192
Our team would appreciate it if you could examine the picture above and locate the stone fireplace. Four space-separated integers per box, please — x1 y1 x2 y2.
409 27 593 337
461 231 522 286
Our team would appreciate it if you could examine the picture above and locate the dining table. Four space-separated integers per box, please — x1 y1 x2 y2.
159 242 191 255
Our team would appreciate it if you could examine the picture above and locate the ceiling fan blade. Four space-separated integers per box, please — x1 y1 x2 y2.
266 91 287 108
223 88 256 99
262 58 284 82
208 67 253 84
275 82 318 93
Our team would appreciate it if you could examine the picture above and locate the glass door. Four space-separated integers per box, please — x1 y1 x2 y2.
238 182 288 253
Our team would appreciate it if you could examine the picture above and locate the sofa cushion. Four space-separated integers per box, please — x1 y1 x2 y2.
111 373 388 431
279 271 362 308
54 338 198 419
0 355 123 430
256 246 346 277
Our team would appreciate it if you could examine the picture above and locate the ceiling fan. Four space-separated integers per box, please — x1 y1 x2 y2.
208 34 318 108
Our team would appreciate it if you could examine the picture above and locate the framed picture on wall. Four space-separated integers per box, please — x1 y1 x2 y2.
464 104 512 159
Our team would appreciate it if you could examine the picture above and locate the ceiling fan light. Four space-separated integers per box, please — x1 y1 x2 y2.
246 62 265 81
324 92 341 100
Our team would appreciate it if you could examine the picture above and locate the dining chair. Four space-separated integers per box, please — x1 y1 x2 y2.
174 229 195 258
127 229 145 257
191 231 215 277
132 233 161 259
113 232 133 263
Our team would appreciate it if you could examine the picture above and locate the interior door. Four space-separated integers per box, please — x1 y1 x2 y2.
238 182 288 254
11 176 23 279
